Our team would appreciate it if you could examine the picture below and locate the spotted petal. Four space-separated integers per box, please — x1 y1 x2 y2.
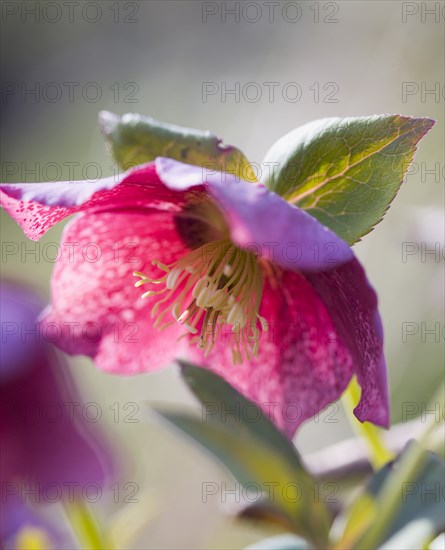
0 164 187 240
189 256 389 436
305 258 389 427
188 268 355 437
41 209 188 373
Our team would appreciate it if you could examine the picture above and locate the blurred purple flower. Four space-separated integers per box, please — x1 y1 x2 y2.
0 281 113 547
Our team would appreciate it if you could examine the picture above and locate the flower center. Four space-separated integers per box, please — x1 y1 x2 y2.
134 239 268 363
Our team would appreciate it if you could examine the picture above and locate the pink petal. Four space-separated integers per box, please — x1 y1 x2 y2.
0 164 187 240
305 258 389 427
156 157 353 272
188 268 355 438
41 209 187 374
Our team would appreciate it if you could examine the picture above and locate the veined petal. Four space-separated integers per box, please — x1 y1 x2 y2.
40 209 188 373
0 163 187 240
156 157 353 272
305 258 389 427
187 268 355 438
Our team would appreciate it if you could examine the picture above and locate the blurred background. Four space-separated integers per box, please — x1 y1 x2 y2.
1 1 444 548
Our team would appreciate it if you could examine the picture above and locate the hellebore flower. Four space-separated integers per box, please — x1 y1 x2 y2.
0 159 389 436
0 281 112 547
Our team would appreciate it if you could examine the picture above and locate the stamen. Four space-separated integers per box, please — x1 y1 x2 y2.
178 309 190 323
172 303 181 321
227 303 245 326
166 268 182 290
133 239 266 364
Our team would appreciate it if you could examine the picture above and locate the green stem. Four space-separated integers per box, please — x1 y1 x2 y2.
63 500 111 550
342 377 394 470
356 417 440 549
345 381 444 549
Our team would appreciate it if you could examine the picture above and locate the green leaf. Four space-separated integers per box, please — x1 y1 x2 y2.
180 360 300 472
99 111 257 182
334 444 445 549
149 361 332 548
262 115 435 244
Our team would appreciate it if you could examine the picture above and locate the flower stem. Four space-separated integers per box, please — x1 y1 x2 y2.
355 399 442 549
342 377 394 470
63 500 111 550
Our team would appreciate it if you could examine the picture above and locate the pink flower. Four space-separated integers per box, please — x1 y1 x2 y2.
1 158 389 437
